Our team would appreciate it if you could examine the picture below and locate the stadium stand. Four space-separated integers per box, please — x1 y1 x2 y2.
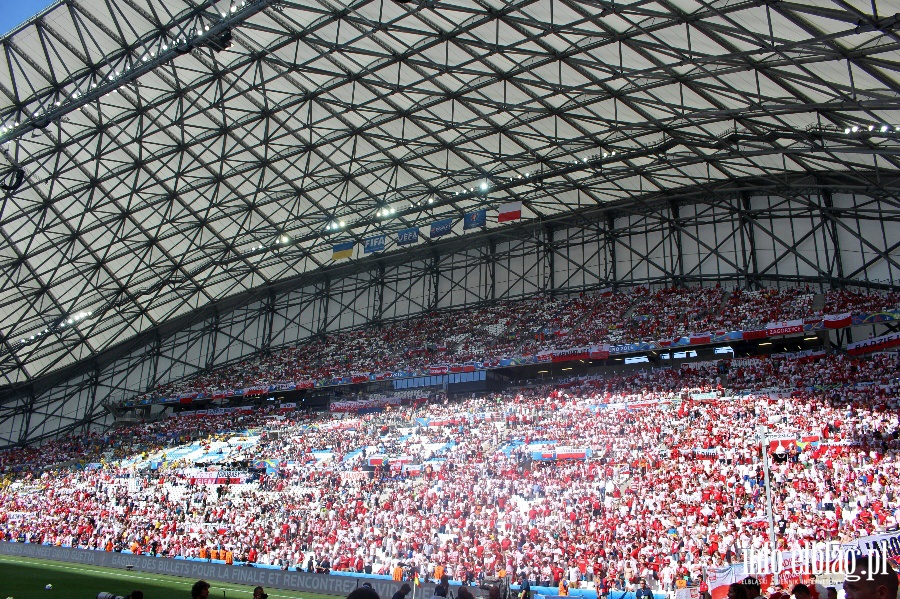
3 1 900 596
114 285 900 407
1 307 899 595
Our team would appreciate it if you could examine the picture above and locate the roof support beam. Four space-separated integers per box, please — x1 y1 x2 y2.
0 0 275 144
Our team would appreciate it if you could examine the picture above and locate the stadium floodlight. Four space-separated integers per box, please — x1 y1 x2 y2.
480 181 488 191
851 125 859 132
882 125 889 133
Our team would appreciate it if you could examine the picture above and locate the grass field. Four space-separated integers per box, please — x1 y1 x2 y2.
0 555 344 599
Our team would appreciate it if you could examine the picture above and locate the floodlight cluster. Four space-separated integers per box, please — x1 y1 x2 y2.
843 124 899 134
17 311 94 347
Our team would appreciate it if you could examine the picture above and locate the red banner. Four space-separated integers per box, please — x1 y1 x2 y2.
742 329 768 340
189 475 248 485
552 348 591 362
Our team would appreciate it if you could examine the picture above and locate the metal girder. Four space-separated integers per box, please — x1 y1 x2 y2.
819 185 845 285
0 0 276 145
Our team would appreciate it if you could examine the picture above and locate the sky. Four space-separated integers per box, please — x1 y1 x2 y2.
0 0 54 38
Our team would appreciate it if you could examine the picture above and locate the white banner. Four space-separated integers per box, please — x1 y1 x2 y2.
766 319 804 336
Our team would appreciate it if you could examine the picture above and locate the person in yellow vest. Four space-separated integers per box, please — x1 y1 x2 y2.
434 565 445 583
559 579 569 596
211 547 220 561
199 547 208 560
393 563 404 581
105 539 114 552
225 549 234 565
498 567 507 579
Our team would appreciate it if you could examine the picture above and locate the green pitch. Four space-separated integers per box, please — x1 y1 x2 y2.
0 555 344 599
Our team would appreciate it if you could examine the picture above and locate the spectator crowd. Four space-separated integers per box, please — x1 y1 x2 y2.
1 343 899 596
124 285 900 406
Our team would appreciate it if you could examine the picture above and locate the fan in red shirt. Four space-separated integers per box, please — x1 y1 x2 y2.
769 583 789 599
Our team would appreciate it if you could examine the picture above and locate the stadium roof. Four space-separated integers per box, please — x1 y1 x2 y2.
0 0 899 385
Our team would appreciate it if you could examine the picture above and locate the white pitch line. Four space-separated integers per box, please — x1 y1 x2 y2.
0 556 306 599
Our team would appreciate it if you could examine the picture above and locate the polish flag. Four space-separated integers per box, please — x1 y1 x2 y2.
823 312 851 329
498 201 522 223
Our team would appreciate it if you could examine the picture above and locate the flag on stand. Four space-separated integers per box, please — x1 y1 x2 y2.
824 312 852 329
430 218 453 238
498 201 522 223
332 241 354 260
414 573 420 587
363 234 386 254
397 227 419 246
463 209 487 230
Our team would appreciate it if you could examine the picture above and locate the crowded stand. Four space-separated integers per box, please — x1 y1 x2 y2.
1 348 899 596
613 286 728 343
122 285 900 406
723 289 815 332
819 289 900 317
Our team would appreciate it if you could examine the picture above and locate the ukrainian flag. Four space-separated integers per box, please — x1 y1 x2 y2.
332 241 354 260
